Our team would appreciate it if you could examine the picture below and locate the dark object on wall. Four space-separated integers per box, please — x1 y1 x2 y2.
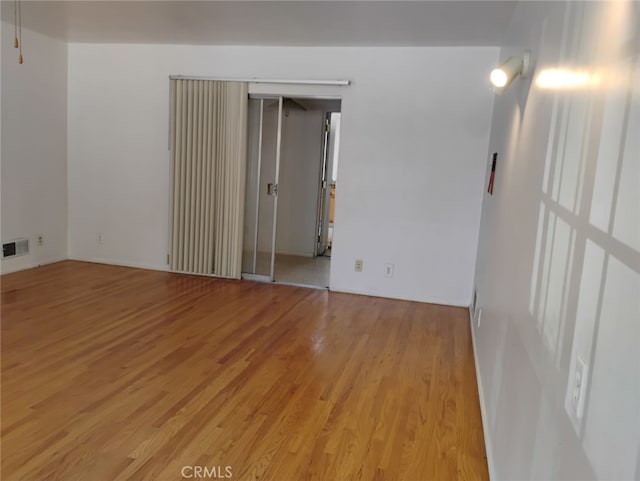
488 152 497 195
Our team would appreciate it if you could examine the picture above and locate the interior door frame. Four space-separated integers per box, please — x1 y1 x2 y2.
269 96 284 280
242 95 283 283
315 113 331 256
243 85 344 287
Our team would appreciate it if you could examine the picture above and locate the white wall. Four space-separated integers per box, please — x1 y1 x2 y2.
276 102 324 257
473 1 639 479
1 22 68 274
67 44 497 305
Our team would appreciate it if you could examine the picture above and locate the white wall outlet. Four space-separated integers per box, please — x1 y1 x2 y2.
571 356 589 419
36 235 44 246
477 308 482 328
354 259 363 272
97 233 104 245
384 263 394 278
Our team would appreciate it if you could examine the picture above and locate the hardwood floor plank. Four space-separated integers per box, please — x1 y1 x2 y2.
1 261 488 481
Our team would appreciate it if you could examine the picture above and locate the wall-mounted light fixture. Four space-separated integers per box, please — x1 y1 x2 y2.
490 50 531 91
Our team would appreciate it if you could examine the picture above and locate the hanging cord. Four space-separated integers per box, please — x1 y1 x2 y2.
18 0 23 64
13 0 19 48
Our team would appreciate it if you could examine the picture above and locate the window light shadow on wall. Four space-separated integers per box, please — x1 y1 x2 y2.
525 1 639 480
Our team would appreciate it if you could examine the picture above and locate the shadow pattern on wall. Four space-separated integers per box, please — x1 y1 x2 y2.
526 2 639 479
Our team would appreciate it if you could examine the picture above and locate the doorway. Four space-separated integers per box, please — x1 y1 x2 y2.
241 96 341 288
317 111 341 259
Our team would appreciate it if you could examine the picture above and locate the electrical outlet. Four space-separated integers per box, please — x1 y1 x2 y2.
384 263 394 278
354 259 363 272
97 233 104 245
36 235 44 246
571 356 588 419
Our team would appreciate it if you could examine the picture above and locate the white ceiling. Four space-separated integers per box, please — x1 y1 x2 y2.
2 1 517 46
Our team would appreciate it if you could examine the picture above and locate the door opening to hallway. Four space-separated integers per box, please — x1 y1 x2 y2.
241 97 341 288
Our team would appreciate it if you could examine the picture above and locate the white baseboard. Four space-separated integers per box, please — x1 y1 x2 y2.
329 284 469 307
68 256 169 273
66 256 242 280
468 308 497 481
0 255 68 275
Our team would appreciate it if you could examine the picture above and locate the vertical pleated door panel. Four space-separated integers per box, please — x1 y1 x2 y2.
170 80 248 278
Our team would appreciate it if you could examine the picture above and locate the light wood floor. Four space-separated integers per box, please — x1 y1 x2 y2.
1 261 488 481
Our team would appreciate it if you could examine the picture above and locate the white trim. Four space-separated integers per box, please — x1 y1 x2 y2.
169 76 350 86
468 308 497 481
69 256 243 280
170 269 239 280
249 86 343 99
251 99 264 274
269 97 284 280
274 281 328 290
0 256 68 275
242 273 272 282
241 275 328 291
329 285 469 307
68 256 169 273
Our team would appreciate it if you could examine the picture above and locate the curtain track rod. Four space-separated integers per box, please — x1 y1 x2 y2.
169 75 350 86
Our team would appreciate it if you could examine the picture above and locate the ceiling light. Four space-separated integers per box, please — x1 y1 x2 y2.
490 50 531 91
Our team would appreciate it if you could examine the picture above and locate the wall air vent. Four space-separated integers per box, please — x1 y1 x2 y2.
2 238 29 259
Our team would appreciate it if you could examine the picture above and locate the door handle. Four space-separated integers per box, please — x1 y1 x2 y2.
267 183 278 196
